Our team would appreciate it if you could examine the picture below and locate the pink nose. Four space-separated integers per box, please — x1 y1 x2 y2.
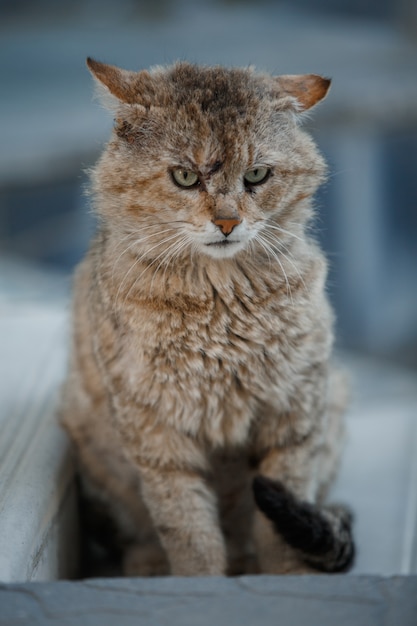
212 217 242 236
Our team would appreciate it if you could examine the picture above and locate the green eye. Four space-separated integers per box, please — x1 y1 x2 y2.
244 167 270 186
172 168 199 188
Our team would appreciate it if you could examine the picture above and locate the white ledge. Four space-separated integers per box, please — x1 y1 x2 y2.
0 298 78 582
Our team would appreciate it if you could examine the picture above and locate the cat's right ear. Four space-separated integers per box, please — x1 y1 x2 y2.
86 58 151 106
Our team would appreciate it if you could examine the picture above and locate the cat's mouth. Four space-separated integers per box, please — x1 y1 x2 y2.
202 237 246 259
206 240 240 247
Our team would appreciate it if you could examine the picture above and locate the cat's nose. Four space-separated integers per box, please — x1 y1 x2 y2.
212 217 242 237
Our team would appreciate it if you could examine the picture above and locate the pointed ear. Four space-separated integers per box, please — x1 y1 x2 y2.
86 57 149 105
273 74 331 112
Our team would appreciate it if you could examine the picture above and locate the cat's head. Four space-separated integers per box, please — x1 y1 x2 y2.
88 59 330 261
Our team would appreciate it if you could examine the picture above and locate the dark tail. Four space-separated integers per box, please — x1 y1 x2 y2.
253 475 355 572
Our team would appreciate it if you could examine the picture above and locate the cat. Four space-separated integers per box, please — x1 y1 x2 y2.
60 58 354 577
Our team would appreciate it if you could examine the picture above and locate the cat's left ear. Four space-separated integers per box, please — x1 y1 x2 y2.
273 74 331 112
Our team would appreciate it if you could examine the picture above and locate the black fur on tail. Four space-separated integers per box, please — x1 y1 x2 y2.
253 475 355 572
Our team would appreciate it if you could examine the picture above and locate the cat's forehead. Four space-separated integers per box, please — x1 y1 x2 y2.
113 64 286 165
154 64 285 158
150 63 270 115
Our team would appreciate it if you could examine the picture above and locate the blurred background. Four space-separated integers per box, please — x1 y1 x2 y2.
1 0 416 366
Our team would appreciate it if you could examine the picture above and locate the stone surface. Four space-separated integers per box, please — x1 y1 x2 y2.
1 575 416 626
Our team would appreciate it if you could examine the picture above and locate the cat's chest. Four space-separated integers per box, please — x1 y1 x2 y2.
138 283 286 370
121 285 294 436
108 266 309 447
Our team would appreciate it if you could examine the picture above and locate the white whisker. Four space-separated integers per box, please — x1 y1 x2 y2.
254 234 274 268
150 235 191 293
110 228 176 285
114 231 181 308
248 238 257 262
256 233 293 303
120 232 192 307
261 230 306 291
264 222 304 243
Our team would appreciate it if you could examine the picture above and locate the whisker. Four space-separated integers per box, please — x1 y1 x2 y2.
286 221 304 228
111 227 177 261
264 222 304 243
114 232 181 308
261 231 307 292
255 233 293 303
111 230 175 289
248 238 257 262
150 235 191 293
110 228 176 285
253 234 274 268
161 237 192 288
120 232 191 307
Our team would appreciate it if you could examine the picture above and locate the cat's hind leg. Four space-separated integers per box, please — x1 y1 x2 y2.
251 366 354 574
253 476 354 572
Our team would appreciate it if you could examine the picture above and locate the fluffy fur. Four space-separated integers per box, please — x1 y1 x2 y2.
60 59 354 576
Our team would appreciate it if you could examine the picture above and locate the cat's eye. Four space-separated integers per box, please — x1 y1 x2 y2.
244 167 270 186
171 168 200 188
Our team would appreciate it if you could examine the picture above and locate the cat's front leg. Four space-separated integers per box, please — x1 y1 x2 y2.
118 417 227 576
138 461 227 575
